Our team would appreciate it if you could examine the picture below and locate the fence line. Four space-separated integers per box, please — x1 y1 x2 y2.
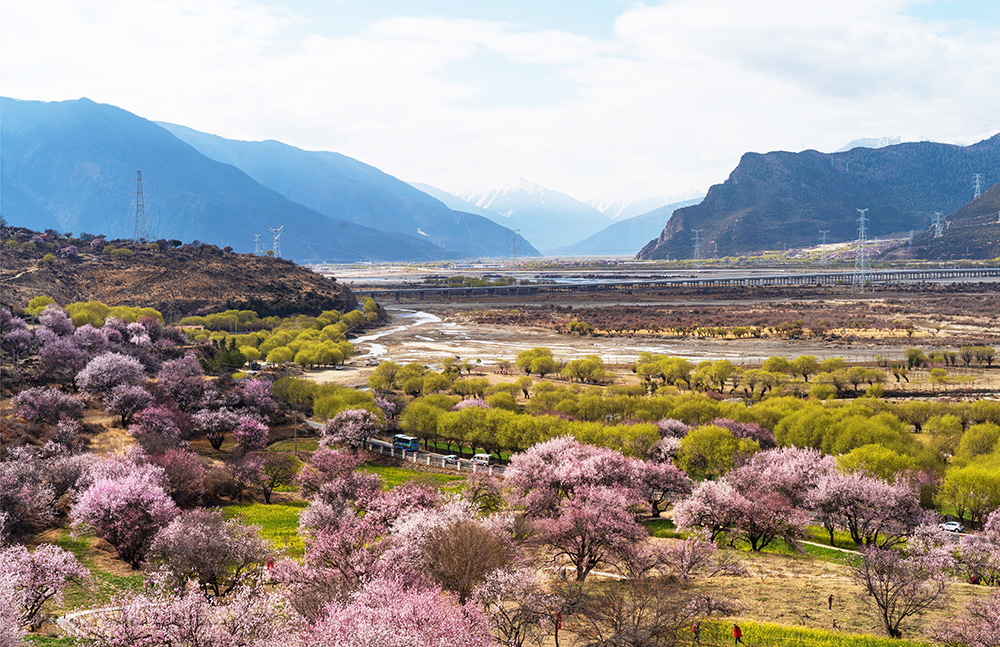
364 440 505 476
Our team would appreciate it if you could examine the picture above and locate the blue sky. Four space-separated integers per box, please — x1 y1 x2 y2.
2 0 998 203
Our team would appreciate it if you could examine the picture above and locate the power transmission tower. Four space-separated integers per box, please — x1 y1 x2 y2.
973 173 983 199
819 230 830 265
908 230 914 246
133 171 148 243
931 211 944 238
692 229 703 271
253 234 263 255
852 208 869 292
268 226 284 258
511 229 520 266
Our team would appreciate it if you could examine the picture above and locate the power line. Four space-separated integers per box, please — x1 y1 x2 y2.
852 208 869 292
133 171 148 243
268 226 284 259
692 229 703 271
931 211 944 238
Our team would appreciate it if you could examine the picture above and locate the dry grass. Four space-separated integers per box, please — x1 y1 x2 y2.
680 546 990 642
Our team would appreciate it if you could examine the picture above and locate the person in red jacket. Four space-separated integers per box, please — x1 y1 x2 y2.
734 622 745 645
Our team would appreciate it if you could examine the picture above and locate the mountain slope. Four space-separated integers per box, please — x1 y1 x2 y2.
904 179 1000 260
555 198 702 256
0 97 454 262
638 136 1000 260
159 124 537 258
446 178 612 253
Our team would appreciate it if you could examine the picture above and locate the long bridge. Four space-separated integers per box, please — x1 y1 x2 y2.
355 267 1000 302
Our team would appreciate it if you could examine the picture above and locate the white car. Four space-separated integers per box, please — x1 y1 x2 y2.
442 455 460 465
939 521 964 533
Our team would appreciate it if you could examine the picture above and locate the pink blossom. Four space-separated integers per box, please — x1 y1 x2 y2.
0 543 89 629
192 408 240 450
808 471 925 548
232 416 269 452
129 406 186 453
321 408 383 453
146 508 273 596
304 575 492 647
76 351 147 395
533 485 647 581
71 471 179 567
12 386 84 424
106 384 155 427
77 585 289 647
453 398 489 410
935 589 1000 647
39 304 75 336
505 436 645 515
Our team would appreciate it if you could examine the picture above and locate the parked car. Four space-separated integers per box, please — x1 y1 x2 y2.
442 454 459 465
471 453 496 466
939 521 964 533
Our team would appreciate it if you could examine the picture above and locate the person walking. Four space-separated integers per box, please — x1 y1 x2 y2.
691 621 701 644
828 594 834 610
734 622 744 645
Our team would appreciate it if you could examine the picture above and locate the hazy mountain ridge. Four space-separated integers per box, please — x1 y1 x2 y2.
0 97 457 262
555 198 703 257
638 136 1000 260
159 124 538 259
424 178 612 253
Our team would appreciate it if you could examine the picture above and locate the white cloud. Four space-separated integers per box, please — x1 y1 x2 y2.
1 0 997 201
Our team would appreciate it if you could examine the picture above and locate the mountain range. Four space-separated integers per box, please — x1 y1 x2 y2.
638 136 1000 260
414 178 612 253
157 124 537 259
0 97 538 262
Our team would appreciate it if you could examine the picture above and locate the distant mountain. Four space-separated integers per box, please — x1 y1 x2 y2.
0 97 453 262
638 136 1000 260
159 124 537 259
584 181 703 221
434 178 611 253
409 182 505 220
555 198 703 257
904 179 1000 260
834 136 903 153
586 195 669 221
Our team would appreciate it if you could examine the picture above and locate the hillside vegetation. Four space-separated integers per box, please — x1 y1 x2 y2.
0 227 356 318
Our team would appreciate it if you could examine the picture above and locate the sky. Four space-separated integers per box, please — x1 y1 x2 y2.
2 0 999 203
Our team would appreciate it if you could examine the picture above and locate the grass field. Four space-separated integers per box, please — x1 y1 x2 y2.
267 437 320 454
47 529 145 612
221 501 308 556
24 637 78 646
358 463 465 490
699 619 930 646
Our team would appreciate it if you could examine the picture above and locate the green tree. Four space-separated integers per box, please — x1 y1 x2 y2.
368 361 402 391
790 355 819 382
515 348 553 375
676 425 759 480
837 444 916 481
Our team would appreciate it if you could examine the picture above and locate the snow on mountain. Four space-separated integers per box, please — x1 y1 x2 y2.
834 136 904 153
415 176 612 253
